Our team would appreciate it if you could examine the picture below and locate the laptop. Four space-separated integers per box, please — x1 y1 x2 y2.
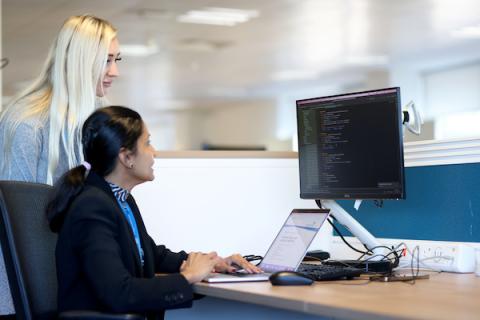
203 208 330 283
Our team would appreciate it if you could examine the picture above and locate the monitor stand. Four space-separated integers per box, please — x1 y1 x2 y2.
319 200 389 264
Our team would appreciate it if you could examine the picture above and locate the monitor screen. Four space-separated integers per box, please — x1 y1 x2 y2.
296 87 405 200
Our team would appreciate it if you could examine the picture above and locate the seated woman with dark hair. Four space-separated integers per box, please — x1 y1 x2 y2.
47 106 260 319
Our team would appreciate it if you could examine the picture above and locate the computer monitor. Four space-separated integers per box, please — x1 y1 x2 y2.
296 87 406 258
296 87 405 200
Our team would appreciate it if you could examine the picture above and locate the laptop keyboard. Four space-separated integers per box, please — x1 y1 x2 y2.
297 263 363 281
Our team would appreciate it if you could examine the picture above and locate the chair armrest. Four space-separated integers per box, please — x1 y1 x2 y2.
59 310 144 320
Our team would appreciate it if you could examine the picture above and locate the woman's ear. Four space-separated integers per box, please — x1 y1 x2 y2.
118 147 134 169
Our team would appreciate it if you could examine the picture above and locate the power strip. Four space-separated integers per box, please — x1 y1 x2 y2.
330 237 478 273
399 242 476 273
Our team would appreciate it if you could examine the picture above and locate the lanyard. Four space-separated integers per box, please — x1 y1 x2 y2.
116 199 144 267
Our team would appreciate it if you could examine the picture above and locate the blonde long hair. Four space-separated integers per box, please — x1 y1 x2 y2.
0 15 117 184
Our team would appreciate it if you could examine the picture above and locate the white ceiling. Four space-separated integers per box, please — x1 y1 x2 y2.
3 0 480 118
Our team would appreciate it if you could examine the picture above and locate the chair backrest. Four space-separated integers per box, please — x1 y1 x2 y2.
0 181 56 320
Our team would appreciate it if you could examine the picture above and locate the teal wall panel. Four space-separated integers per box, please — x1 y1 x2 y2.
337 163 480 242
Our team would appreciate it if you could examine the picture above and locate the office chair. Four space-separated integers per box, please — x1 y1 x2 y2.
0 181 143 320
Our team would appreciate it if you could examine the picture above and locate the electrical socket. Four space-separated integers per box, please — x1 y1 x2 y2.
398 241 475 273
330 237 478 273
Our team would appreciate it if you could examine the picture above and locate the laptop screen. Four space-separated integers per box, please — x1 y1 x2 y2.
259 209 330 273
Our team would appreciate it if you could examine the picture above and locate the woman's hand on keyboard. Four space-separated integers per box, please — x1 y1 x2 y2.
215 253 263 274
180 252 222 283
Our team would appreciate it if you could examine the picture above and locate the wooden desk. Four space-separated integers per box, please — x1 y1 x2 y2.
192 273 480 320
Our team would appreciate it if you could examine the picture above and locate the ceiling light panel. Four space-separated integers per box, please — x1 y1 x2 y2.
177 7 259 26
120 40 158 57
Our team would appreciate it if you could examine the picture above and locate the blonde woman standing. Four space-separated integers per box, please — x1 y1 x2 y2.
0 14 120 185
0 15 120 316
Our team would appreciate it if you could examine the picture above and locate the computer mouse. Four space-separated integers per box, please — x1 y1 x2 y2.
269 271 314 286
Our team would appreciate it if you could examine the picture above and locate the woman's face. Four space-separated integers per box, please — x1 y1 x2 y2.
129 123 156 184
96 38 120 97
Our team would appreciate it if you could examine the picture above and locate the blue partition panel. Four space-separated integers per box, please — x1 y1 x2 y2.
337 162 480 242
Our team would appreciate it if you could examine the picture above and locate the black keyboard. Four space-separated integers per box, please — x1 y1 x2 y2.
297 263 363 281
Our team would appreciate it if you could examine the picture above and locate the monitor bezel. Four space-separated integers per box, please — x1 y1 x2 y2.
296 87 406 200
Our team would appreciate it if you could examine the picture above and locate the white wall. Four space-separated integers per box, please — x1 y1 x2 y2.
147 101 292 151
146 110 206 151
132 157 333 257
201 101 286 150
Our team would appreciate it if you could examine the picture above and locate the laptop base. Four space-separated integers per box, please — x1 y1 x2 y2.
203 273 270 283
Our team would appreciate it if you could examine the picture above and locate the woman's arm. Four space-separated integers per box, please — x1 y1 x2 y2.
150 237 188 273
3 122 42 182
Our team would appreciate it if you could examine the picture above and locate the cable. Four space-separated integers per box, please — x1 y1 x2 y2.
393 242 452 273
316 199 371 256
369 245 403 268
315 200 414 273
317 199 401 265
242 255 263 266
373 200 383 208
327 218 370 255
410 245 420 284
397 255 453 271
303 256 325 262
327 218 405 271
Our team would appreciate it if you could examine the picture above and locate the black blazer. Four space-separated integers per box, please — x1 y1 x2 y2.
54 172 193 319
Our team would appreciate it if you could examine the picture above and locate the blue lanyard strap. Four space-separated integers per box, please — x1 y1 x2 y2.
116 199 144 267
